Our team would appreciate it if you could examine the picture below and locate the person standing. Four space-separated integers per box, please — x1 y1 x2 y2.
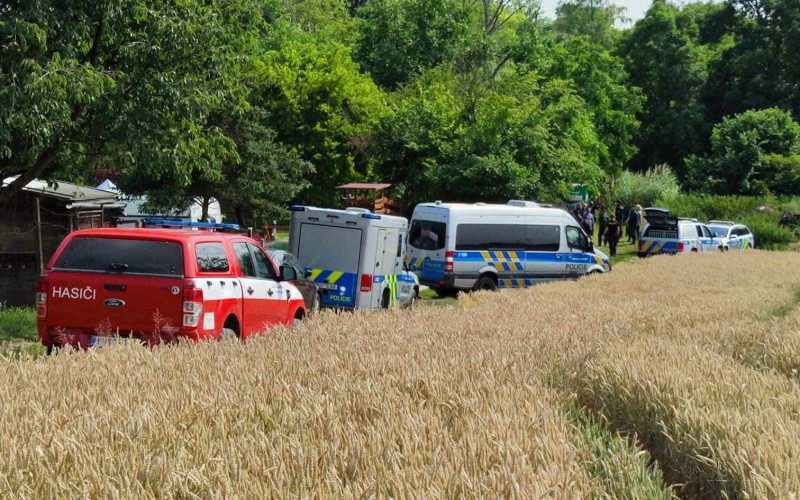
598 208 609 245
626 205 639 243
615 201 625 235
584 208 595 238
604 215 621 256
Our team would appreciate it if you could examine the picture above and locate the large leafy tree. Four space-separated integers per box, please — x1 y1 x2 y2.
617 0 726 179
686 108 800 195
0 0 265 203
256 26 388 206
542 36 643 179
553 0 628 48
354 0 471 89
704 0 800 123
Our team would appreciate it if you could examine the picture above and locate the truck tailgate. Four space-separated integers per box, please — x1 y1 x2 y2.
46 272 184 335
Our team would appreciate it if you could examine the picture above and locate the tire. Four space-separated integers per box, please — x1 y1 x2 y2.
718 246 725 252
311 292 321 316
432 287 459 298
219 328 238 342
381 289 390 309
473 275 497 292
408 289 419 308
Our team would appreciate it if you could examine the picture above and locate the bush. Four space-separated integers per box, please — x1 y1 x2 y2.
610 165 679 208
739 214 799 250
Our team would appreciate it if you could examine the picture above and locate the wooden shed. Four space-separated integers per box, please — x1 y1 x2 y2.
336 183 403 216
0 177 125 307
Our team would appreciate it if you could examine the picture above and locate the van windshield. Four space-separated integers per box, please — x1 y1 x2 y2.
54 237 184 276
409 220 446 250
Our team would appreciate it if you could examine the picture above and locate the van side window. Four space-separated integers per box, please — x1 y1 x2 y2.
233 242 256 277
196 243 229 273
701 226 713 238
695 225 704 237
456 224 527 251
526 225 560 252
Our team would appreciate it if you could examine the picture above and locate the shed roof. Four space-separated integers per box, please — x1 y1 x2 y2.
3 176 119 203
337 183 392 190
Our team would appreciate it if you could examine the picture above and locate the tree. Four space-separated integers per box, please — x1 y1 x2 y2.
553 0 628 48
704 0 800 124
354 0 471 89
0 0 266 203
686 108 800 195
617 0 724 180
256 27 388 206
545 36 643 179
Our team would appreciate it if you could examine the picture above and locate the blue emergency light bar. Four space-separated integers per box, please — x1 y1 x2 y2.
144 219 243 231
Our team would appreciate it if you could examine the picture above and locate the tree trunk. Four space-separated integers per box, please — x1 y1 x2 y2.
201 195 210 222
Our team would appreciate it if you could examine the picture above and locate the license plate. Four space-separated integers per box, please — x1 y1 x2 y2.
317 282 338 290
90 336 140 347
400 284 411 293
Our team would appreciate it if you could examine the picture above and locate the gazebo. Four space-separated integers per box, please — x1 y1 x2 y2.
336 183 403 216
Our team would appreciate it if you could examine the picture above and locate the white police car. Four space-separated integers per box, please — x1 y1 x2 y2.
707 221 755 251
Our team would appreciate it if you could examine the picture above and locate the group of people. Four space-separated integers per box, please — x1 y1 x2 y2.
571 200 644 257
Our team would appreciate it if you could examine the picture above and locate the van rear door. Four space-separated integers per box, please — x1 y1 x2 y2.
45 236 185 336
407 208 448 284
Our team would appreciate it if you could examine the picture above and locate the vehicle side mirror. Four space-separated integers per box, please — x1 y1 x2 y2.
280 265 297 281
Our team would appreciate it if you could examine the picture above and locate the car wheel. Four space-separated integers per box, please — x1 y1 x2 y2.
311 292 321 315
408 289 418 308
474 275 497 292
433 287 459 298
381 289 390 309
718 246 725 252
219 328 238 342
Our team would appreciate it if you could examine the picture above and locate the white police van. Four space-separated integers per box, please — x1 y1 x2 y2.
288 206 418 310
638 207 720 256
406 201 610 296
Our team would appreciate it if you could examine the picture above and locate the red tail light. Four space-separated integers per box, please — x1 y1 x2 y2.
677 241 684 252
36 276 48 319
360 274 373 292
444 251 454 273
182 279 204 328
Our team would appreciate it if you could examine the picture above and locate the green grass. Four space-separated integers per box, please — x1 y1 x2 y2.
0 307 45 358
0 307 37 342
595 237 640 266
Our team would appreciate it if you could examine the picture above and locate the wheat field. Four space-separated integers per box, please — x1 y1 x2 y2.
2 251 799 498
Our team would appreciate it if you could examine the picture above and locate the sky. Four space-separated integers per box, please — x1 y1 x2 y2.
538 0 653 26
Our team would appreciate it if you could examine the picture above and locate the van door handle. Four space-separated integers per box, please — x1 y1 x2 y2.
267 289 274 296
247 287 254 295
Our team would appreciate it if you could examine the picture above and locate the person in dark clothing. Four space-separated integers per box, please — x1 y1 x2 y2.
627 205 641 243
615 201 625 230
604 215 622 256
598 208 609 245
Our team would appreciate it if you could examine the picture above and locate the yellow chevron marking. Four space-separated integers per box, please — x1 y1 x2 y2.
328 271 344 283
493 262 504 271
309 269 324 280
652 242 665 253
495 251 506 262
481 251 492 262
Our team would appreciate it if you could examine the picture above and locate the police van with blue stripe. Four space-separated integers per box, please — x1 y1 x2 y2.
288 206 418 310
406 200 610 296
